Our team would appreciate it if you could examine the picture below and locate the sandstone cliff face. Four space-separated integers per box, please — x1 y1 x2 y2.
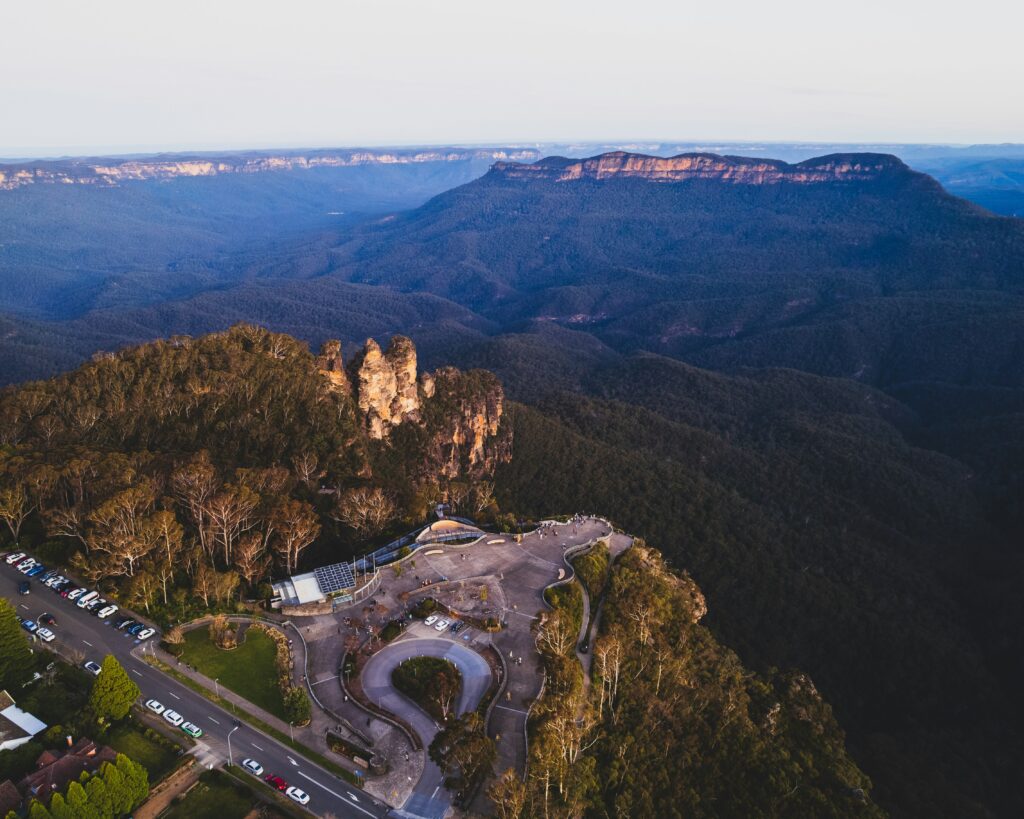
322 335 510 480
0 147 543 190
351 336 421 440
423 367 510 480
491 150 908 185
315 340 350 393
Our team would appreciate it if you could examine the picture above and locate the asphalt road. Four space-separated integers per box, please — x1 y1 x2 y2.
2 562 389 819
361 636 492 819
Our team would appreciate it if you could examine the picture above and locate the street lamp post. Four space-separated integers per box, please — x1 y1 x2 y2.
214 678 220 698
227 723 239 766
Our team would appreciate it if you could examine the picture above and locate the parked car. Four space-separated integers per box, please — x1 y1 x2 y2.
181 722 203 739
145 699 165 715
54 580 73 593
163 710 183 727
127 623 145 636
36 628 55 642
38 613 56 625
96 605 118 619
45 575 65 588
41 570 59 581
18 581 30 595
118 618 138 630
20 619 38 633
424 615 439 626
17 559 37 572
434 618 451 632
285 787 310 805
4 552 26 564
113 616 132 629
136 628 156 640
26 565 47 577
64 586 86 600
83 661 102 675
264 774 288 791
85 598 106 612
242 758 264 776
76 591 99 608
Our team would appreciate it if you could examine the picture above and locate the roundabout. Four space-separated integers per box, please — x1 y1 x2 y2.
360 638 493 818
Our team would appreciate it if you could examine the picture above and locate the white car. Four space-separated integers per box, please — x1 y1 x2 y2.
434 618 451 632
145 699 165 715
163 710 184 727
96 604 119 619
241 758 264 776
66 588 87 601
285 786 310 806
76 591 99 608
136 628 156 640
424 615 438 626
17 559 37 573
83 661 102 675
36 627 55 642
4 552 26 564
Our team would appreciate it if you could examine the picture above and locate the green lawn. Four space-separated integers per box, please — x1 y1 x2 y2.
180 624 287 719
106 721 182 783
165 770 255 819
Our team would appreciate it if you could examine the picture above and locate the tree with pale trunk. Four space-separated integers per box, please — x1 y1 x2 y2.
0 481 32 541
488 768 528 819
170 451 218 554
271 498 320 574
332 486 396 538
207 483 260 566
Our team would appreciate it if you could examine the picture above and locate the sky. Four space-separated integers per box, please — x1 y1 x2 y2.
2 0 1021 156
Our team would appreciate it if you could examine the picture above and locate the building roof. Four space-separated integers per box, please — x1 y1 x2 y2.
19 738 117 801
0 780 21 816
0 693 47 748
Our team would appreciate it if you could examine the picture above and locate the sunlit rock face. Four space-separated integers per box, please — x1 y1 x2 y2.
490 151 909 185
0 148 543 190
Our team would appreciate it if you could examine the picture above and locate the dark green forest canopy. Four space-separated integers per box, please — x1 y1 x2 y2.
521 544 886 818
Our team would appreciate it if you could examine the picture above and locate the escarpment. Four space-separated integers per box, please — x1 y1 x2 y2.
316 334 511 479
490 150 910 185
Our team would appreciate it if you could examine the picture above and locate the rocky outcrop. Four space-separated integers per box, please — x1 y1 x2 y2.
319 335 510 478
0 147 543 190
315 340 350 393
490 151 909 185
420 367 511 480
351 337 421 439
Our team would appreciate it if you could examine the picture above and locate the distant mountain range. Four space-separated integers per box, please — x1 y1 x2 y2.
2 146 1023 816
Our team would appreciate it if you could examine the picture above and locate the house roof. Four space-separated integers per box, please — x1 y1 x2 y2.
0 700 47 737
0 780 21 816
19 738 117 801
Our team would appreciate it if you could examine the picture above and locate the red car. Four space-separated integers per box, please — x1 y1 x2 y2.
264 774 288 791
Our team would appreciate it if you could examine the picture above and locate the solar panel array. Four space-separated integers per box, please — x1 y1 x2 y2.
314 561 355 594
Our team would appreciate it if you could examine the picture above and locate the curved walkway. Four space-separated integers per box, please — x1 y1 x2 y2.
361 638 492 819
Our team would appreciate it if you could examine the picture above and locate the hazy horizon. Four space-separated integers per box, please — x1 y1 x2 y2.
4 0 1022 155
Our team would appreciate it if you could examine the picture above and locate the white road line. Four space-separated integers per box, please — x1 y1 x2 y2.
495 704 529 715
169 692 180 700
82 640 93 647
431 785 440 798
19 604 28 610
288 756 298 766
310 675 339 686
251 742 264 751
295 771 376 818
131 669 142 677
208 717 220 725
